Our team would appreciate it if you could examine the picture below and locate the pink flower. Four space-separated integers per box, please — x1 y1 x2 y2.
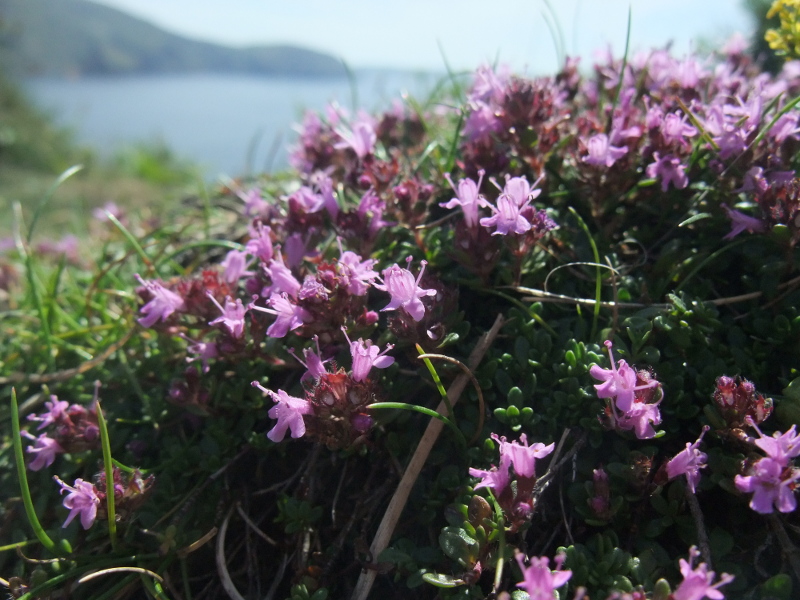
673 546 734 600
463 101 502 140
179 333 218 373
614 396 663 440
590 341 657 414
27 396 70 430
768 112 800 143
750 423 800 467
22 431 63 471
335 116 377 159
499 176 541 207
54 476 101 530
288 335 330 383
469 452 512 494
245 221 274 263
207 294 248 339
337 240 379 296
263 252 302 298
492 433 554 479
441 170 485 229
480 195 532 236
373 259 437 322
252 383 313 442
287 186 326 215
237 188 269 217
721 204 766 240
582 133 628 167
666 427 709 493
220 250 254 284
646 152 689 191
660 112 697 148
250 293 312 338
515 552 572 600
343 329 394 382
135 274 185 328
734 456 800 514
309 170 339 219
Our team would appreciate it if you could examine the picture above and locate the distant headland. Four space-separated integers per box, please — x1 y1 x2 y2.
0 0 348 78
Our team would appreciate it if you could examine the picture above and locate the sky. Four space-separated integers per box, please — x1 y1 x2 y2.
91 0 757 73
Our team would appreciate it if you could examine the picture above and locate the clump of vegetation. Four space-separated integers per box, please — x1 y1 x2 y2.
3 6 800 600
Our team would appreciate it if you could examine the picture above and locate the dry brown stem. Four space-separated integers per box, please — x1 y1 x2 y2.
350 314 505 600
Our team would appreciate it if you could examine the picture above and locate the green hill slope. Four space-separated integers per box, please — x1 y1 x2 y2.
0 0 346 78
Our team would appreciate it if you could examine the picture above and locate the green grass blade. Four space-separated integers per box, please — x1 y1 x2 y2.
368 402 465 446
569 207 602 340
96 399 118 550
10 388 58 553
105 211 153 269
26 164 83 245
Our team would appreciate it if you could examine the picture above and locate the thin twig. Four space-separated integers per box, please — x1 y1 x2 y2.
77 567 164 585
535 430 586 495
515 273 800 311
235 503 277 547
414 211 459 230
177 527 219 558
686 485 712 570
350 314 505 600
216 506 246 600
15 547 66 564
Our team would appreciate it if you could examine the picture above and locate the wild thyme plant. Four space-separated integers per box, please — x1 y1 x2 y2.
3 23 800 600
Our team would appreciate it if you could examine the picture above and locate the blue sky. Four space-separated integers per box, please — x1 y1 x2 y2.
93 0 756 72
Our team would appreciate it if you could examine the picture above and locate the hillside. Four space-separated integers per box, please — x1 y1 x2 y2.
0 0 347 78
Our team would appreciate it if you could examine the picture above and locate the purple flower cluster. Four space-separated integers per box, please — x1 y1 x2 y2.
673 546 734 600
469 433 554 529
252 331 393 448
53 467 155 530
455 48 800 243
735 422 800 514
590 341 663 439
23 395 101 470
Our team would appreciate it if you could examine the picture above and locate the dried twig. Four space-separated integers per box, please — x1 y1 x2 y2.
350 314 505 600
514 272 800 310
235 502 276 547
216 506 246 600
177 527 219 558
686 486 712 570
77 567 164 585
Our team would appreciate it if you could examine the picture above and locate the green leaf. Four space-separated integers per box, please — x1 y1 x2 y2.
422 572 463 588
677 212 712 227
761 573 792 600
784 377 800 402
439 526 479 567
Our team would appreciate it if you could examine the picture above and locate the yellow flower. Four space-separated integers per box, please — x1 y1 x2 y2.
766 0 800 59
